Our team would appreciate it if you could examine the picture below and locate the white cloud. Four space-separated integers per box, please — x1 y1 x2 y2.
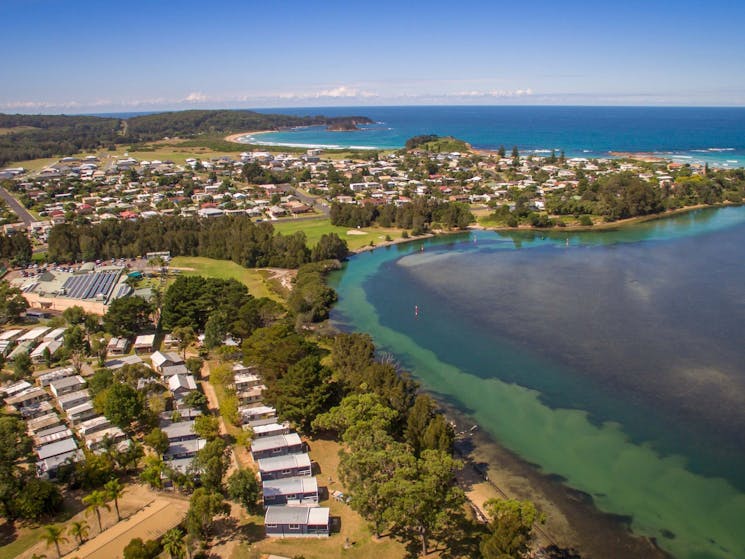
447 88 533 98
277 85 379 100
184 92 208 103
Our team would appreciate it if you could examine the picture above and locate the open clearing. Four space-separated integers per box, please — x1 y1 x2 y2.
272 217 404 251
169 256 282 301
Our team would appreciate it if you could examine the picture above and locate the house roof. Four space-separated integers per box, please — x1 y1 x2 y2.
257 453 311 473
168 374 197 392
162 420 196 440
264 505 329 525
262 476 318 498
37 437 78 460
251 433 302 454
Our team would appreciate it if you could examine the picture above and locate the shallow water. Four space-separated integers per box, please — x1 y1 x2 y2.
329 207 745 559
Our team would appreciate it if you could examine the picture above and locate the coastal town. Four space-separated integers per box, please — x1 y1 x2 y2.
1 124 743 559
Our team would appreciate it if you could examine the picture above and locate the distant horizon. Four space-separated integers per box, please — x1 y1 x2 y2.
5 104 745 118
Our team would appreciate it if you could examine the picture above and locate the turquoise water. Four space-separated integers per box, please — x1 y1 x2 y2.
329 207 745 559
244 106 745 168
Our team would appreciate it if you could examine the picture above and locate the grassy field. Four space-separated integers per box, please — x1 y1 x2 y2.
272 217 405 251
231 438 407 559
169 256 281 301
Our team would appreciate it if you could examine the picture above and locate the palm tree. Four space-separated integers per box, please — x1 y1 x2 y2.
41 525 68 558
104 478 126 521
161 528 186 559
82 490 110 533
68 519 90 545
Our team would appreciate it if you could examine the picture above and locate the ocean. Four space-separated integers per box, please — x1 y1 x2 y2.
242 105 745 167
329 206 745 559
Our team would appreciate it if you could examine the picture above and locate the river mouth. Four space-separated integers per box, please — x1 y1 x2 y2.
329 206 745 559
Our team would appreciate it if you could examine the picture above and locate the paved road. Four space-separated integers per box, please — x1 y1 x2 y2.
289 186 330 216
0 185 37 225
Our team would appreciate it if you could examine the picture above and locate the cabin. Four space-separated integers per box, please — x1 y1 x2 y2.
133 334 156 353
36 437 84 479
250 433 304 460
27 413 62 434
66 401 97 424
36 367 74 387
76 416 112 437
1 379 31 397
165 438 206 460
6 387 48 409
251 422 291 439
167 374 197 399
262 476 319 506
258 453 312 481
239 405 277 426
106 337 130 355
85 426 127 450
264 506 330 538
161 363 189 378
162 420 198 442
30 340 63 363
104 354 144 370
34 426 73 447
19 400 55 420
49 375 86 398
57 389 91 411
17 327 51 343
151 351 184 373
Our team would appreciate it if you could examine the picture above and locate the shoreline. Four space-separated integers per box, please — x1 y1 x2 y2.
223 130 274 144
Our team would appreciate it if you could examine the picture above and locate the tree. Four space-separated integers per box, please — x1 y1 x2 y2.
83 489 111 533
191 439 229 493
226 469 261 511
405 394 434 456
12 351 32 378
311 233 349 261
480 499 545 559
498 145 506 158
12 477 62 520
384 450 465 556
182 390 208 412
203 309 229 349
268 355 335 433
144 427 170 456
103 296 152 337
0 280 28 324
161 528 186 559
104 478 126 521
63 305 87 325
0 415 34 521
139 455 165 489
68 519 90 545
41 525 68 558
172 326 196 359
184 488 229 540
123 537 162 559
102 383 144 431
193 415 220 441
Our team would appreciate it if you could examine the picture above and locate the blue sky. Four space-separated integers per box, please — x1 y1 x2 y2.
1 0 744 112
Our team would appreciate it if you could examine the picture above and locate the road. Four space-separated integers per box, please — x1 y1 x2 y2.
289 186 330 216
0 185 37 225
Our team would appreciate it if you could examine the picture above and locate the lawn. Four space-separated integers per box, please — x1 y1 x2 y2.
169 256 281 301
231 438 407 559
272 217 405 251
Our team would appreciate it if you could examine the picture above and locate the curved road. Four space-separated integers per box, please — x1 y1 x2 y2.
0 185 37 225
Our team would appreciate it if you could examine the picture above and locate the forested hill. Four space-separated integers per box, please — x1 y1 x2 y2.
0 110 372 166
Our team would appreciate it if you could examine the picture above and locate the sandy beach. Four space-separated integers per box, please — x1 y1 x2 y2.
223 130 273 143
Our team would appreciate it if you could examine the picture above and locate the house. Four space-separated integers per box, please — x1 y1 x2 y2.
162 420 197 442
36 437 84 479
66 401 97 424
30 340 63 363
6 386 48 409
19 400 55 420
57 389 91 411
17 327 51 344
167 374 197 399
258 453 312 481
161 363 189 378
49 375 86 398
262 476 319 506
43 327 67 342
1 379 31 397
264 506 330 538
151 351 184 373
76 415 112 437
36 367 74 387
250 433 304 460
106 337 130 355
27 413 62 434
35 427 74 447
85 426 127 450
133 334 156 353
104 354 144 370
165 438 206 460
239 405 277 426
251 422 291 439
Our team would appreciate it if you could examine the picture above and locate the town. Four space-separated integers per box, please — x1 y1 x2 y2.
1 136 743 559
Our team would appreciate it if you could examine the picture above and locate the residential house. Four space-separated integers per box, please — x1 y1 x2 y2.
250 433 304 460
262 476 319 506
264 506 330 538
57 389 91 411
258 453 312 481
49 375 86 398
133 334 156 353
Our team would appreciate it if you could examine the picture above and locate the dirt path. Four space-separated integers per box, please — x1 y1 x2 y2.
62 495 189 559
